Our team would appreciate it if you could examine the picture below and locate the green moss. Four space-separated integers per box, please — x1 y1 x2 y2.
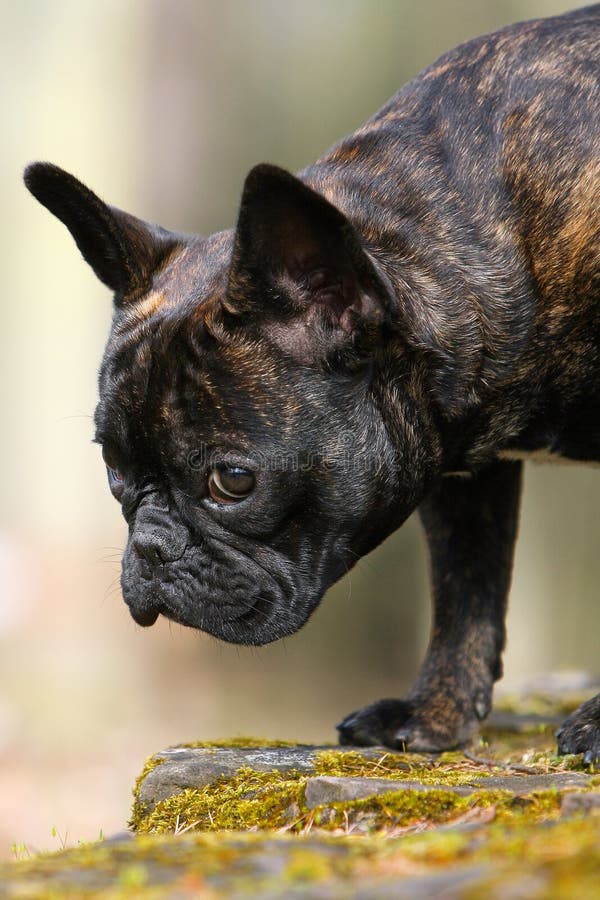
321 788 484 831
461 817 600 897
130 753 166 829
283 847 336 883
8 816 600 897
313 787 563 835
313 748 416 776
313 748 491 787
0 832 375 898
132 775 564 839
133 766 304 834
130 739 306 831
5 812 600 897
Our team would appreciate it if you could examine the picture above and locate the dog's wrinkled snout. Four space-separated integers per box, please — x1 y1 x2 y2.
132 500 189 569
132 532 185 568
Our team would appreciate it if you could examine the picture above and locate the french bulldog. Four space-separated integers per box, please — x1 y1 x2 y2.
24 4 600 762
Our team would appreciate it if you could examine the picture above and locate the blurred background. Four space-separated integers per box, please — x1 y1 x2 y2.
2 0 597 857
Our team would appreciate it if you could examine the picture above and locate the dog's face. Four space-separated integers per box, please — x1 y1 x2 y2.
25 162 430 644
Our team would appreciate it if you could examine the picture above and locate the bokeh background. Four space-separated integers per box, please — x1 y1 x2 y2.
2 0 598 857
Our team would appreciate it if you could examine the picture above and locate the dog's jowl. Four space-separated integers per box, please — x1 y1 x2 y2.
24 6 600 762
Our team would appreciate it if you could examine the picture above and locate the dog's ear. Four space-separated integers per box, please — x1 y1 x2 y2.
225 164 390 365
24 162 180 304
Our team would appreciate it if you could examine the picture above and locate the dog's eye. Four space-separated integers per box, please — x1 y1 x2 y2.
102 447 124 501
208 467 255 504
106 466 124 501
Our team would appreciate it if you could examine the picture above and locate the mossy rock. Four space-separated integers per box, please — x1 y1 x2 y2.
130 726 595 838
5 696 600 897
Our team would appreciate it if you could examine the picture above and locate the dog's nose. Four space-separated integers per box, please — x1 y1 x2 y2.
132 530 186 567
131 499 189 568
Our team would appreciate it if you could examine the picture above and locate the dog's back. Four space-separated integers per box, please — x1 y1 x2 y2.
304 4 600 459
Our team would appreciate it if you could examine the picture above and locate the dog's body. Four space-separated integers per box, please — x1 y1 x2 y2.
25 5 600 761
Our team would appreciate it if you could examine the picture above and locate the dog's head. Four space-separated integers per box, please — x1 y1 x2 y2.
24 162 435 644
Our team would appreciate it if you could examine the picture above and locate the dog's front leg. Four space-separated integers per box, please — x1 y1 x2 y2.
338 459 522 751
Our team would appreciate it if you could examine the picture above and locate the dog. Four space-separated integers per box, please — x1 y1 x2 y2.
24 4 600 762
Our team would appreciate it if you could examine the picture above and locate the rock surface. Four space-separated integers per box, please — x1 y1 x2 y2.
4 688 600 897
138 744 325 812
303 770 592 809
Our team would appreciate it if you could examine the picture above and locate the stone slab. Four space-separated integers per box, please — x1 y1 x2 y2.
304 776 474 808
139 745 324 811
304 772 592 809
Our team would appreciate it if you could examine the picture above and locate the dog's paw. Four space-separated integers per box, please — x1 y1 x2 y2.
556 694 600 766
336 699 414 748
336 696 478 752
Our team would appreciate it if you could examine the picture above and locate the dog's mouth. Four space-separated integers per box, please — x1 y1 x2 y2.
120 538 318 645
124 581 300 645
126 586 275 635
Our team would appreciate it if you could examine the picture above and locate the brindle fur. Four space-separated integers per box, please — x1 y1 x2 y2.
24 5 600 760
